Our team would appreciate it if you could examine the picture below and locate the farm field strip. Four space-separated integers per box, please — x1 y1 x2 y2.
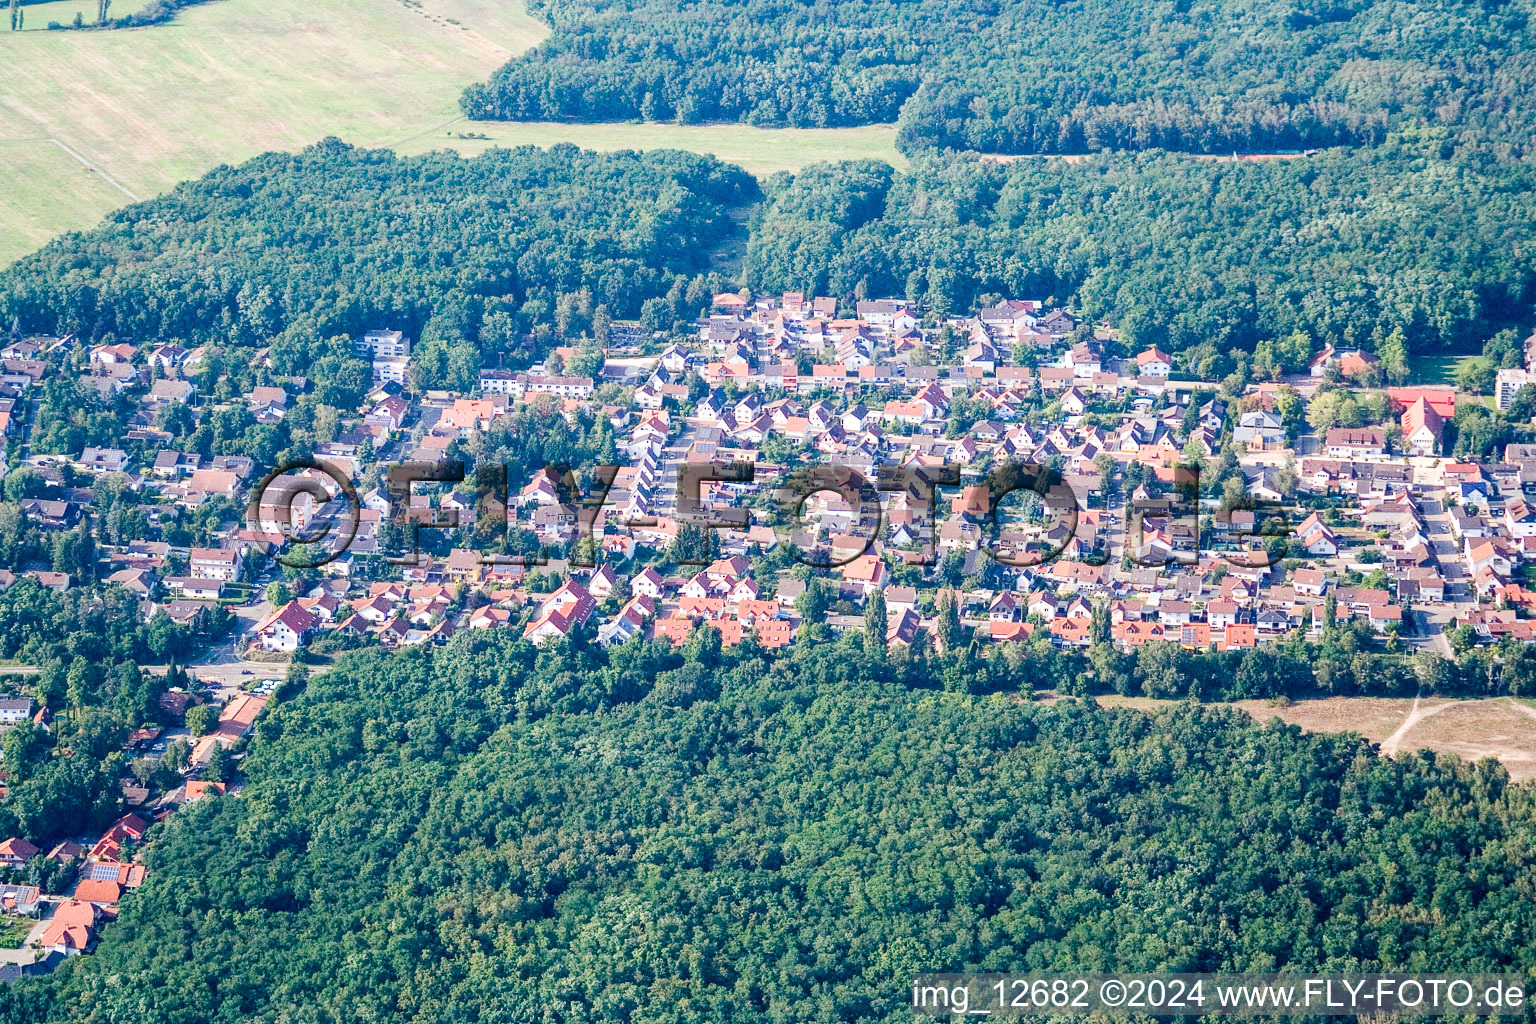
0 0 901 264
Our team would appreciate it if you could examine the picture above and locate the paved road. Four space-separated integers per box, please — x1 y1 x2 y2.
144 599 285 700
1406 609 1453 656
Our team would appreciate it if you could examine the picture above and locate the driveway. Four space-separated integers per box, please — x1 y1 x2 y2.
0 904 60 966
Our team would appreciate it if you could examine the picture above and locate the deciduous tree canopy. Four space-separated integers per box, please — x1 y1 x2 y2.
0 141 755 376
463 0 1536 155
745 139 1536 357
5 633 1532 1022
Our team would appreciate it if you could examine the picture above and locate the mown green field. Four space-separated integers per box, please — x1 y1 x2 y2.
0 0 900 265
0 138 132 256
395 119 905 177
1407 353 1482 386
1407 353 1502 407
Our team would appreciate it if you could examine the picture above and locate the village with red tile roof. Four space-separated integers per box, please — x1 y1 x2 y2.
0 297 1533 970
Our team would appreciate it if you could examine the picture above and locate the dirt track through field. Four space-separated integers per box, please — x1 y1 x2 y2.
0 137 141 201
1104 694 1536 783
1379 694 1456 756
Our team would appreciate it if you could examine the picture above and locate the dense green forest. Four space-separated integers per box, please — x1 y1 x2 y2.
6 135 1531 368
0 141 754 385
4 631 1532 1022
745 140 1536 358
462 0 1536 155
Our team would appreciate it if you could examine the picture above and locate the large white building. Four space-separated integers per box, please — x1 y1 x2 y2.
254 602 318 653
189 547 241 582
358 331 413 384
1495 367 1536 410
478 369 519 395
526 375 594 398
371 355 411 385
356 330 411 359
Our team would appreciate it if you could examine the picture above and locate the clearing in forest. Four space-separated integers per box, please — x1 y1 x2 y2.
1096 694 1536 782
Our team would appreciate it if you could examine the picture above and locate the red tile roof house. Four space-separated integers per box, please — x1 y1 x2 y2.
469 607 513 630
1204 599 1239 629
1368 603 1404 631
653 613 697 646
705 556 748 582
1400 396 1445 457
841 553 887 595
190 695 270 766
73 879 125 907
87 814 149 862
1135 347 1173 377
46 840 84 865
82 859 146 888
1292 568 1327 597
41 900 100 956
184 781 227 802
189 546 242 582
523 581 597 646
254 601 319 653
1323 427 1386 458
1295 512 1339 556
0 838 38 870
215 696 266 743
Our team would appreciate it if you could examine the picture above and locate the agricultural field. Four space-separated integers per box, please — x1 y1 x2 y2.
1098 694 1536 782
0 0 899 265
11 0 156 30
0 0 545 263
0 138 131 257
